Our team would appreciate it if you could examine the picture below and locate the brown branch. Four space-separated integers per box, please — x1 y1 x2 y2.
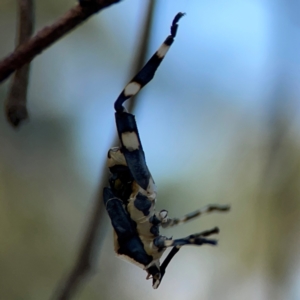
51 1 157 299
5 0 35 128
0 0 121 84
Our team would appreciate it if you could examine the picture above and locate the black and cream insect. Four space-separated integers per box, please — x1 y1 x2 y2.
103 12 230 289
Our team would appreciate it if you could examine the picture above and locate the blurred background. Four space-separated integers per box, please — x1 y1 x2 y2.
1 0 300 299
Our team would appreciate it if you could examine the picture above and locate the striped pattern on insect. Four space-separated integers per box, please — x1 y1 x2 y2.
103 12 230 289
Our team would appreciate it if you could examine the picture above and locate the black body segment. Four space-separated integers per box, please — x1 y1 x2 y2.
108 165 134 201
115 111 151 191
115 111 142 138
134 193 152 216
103 187 153 267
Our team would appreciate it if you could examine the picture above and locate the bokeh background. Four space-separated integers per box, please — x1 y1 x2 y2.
1 0 300 299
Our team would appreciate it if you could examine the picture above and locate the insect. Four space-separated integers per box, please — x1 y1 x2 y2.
103 12 230 289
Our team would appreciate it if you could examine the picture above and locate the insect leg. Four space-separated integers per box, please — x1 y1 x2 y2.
153 227 220 249
114 12 185 113
103 187 136 239
114 111 153 192
161 204 230 228
152 227 219 288
103 187 154 267
151 246 180 289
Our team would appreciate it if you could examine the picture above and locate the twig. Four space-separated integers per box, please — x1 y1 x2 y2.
5 0 34 128
0 0 121 84
51 1 157 299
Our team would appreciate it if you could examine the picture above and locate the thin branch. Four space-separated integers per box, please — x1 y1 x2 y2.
51 1 157 299
0 0 121 84
5 0 35 128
